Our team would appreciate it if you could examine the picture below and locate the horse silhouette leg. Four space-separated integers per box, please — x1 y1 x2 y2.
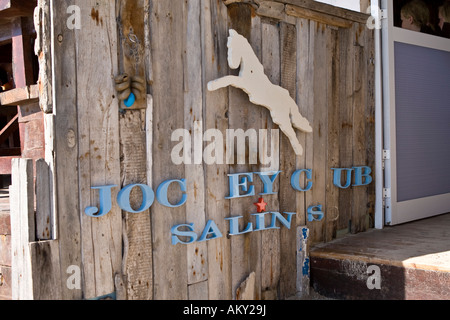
289 104 313 133
207 75 244 92
277 121 304 156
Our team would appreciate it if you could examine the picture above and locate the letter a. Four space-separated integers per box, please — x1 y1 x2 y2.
66 265 81 290
67 5 81 30
367 265 381 290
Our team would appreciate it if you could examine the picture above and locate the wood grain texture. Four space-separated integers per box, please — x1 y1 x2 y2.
150 0 188 300
202 0 233 300
14 0 376 300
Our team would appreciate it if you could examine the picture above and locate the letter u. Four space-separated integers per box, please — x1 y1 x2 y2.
332 168 353 189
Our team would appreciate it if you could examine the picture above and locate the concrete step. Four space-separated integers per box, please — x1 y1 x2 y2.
310 213 450 300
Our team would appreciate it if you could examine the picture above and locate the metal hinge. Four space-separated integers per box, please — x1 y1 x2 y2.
383 188 391 199
380 9 388 20
382 187 391 209
382 149 390 170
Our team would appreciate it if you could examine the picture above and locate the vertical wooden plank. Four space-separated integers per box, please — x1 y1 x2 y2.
260 20 280 300
116 0 147 110
11 159 34 300
119 110 153 300
325 28 340 242
295 17 312 297
117 0 153 301
184 0 208 293
10 161 20 300
43 114 57 240
150 0 188 300
51 0 82 300
34 0 53 114
365 28 376 228
11 17 35 88
36 159 51 240
296 226 309 296
310 22 328 244
279 21 298 299
295 17 310 228
226 3 258 300
12 16 37 166
352 23 368 234
304 18 315 246
202 0 232 300
337 24 355 234
76 0 122 299
30 240 62 300
249 11 263 301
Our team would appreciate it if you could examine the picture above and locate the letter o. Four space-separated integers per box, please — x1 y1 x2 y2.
117 184 155 213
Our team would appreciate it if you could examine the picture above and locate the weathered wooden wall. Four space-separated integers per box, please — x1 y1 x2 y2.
16 0 374 300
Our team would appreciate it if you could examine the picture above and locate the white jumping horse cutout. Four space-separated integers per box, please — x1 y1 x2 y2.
207 29 312 156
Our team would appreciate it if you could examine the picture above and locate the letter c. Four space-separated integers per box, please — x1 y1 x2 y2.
157 179 188 208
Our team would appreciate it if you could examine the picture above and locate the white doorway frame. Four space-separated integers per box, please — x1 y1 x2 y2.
380 0 450 225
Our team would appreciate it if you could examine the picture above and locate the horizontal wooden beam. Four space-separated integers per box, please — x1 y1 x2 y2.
285 4 353 28
225 0 369 27
0 147 20 156
0 0 36 21
0 85 39 106
274 0 369 24
0 155 19 174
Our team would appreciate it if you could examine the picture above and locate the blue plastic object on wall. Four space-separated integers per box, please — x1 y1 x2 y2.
124 92 136 108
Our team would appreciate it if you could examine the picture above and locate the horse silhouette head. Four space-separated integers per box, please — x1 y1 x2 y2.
227 29 245 70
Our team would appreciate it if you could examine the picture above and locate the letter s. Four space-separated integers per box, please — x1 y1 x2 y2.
171 223 197 245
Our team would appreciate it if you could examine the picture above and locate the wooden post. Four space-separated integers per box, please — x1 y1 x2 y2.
150 0 188 300
34 0 53 114
184 0 208 299
117 0 153 300
260 19 281 301
202 0 232 300
296 226 309 297
11 16 34 88
279 21 299 299
35 159 52 240
10 158 34 300
116 0 147 110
